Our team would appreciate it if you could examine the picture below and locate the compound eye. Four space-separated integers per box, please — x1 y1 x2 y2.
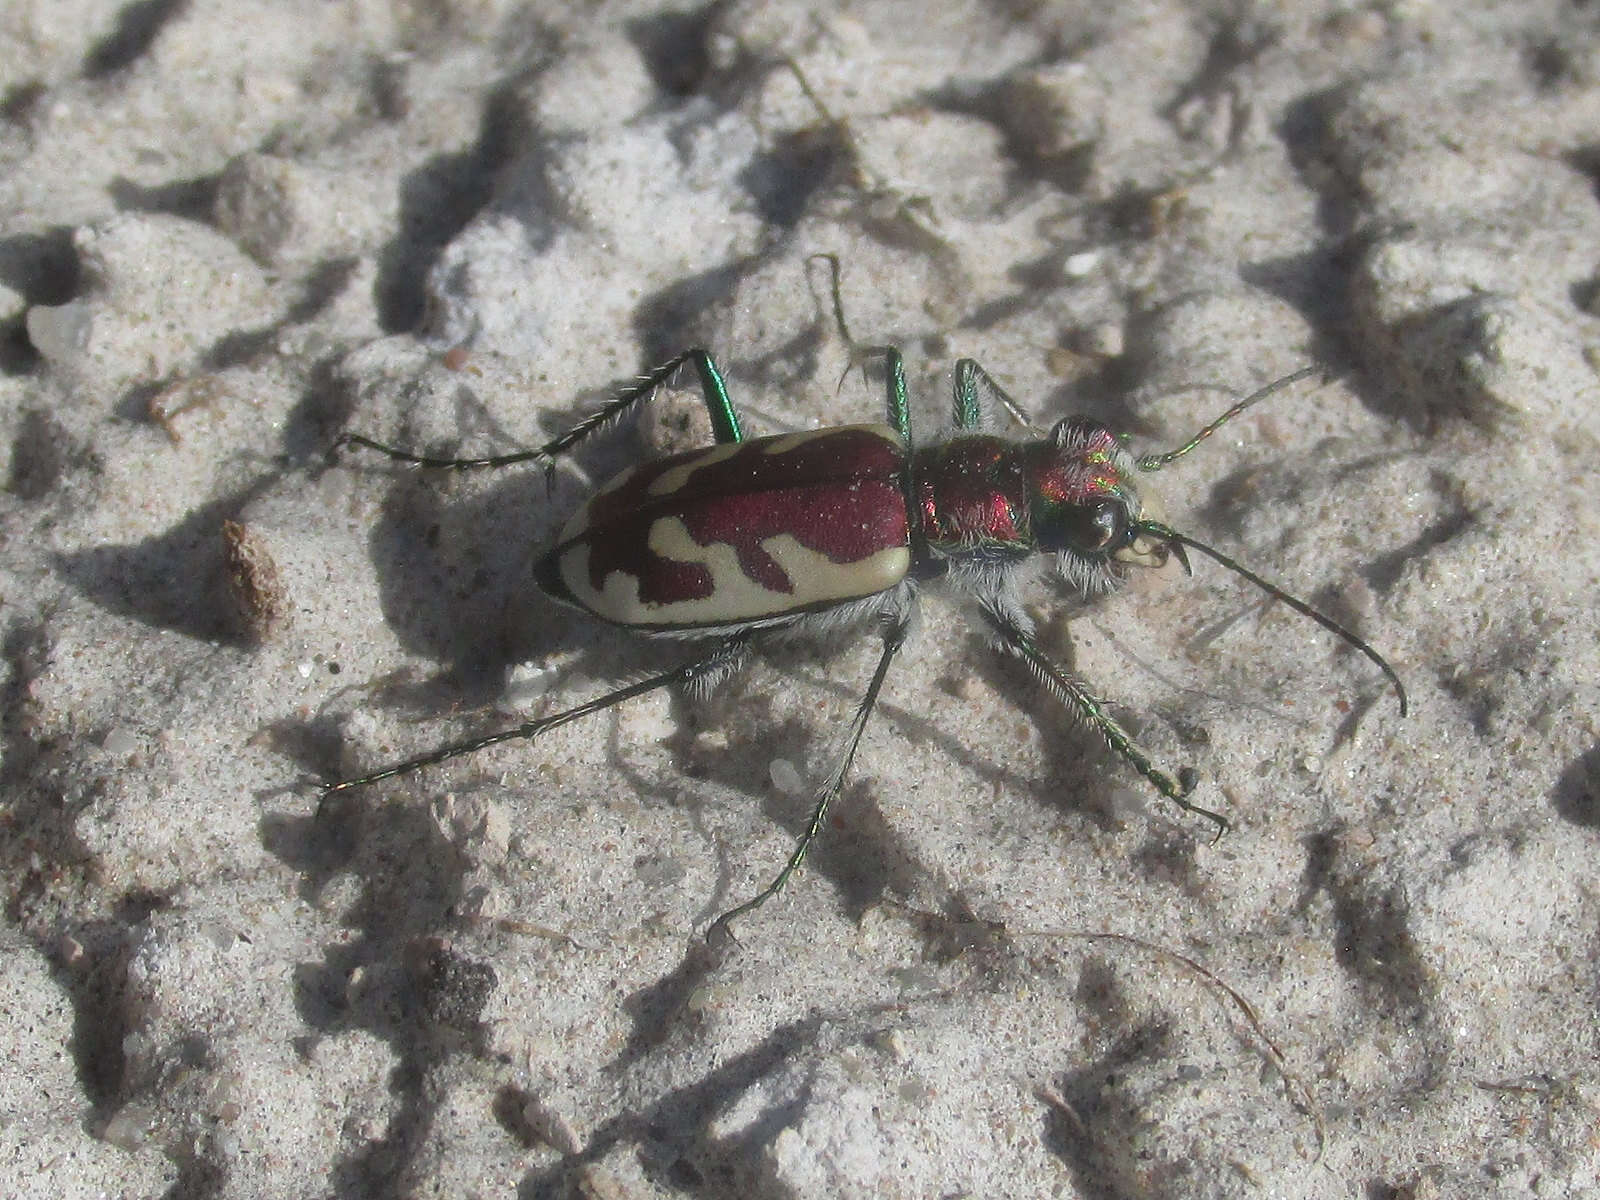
1068 500 1127 553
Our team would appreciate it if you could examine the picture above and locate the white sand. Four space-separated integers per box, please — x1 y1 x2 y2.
2 1 1598 1196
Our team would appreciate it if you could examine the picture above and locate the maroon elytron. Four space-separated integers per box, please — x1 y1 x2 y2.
326 327 1406 942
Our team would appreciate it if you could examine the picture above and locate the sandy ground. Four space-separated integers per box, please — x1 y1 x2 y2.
2 1 1599 1196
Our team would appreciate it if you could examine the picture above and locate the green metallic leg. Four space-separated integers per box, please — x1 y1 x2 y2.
706 612 909 945
683 348 745 445
321 635 750 798
331 348 745 470
875 347 913 441
809 252 913 442
979 602 1228 837
952 359 1039 433
807 252 926 564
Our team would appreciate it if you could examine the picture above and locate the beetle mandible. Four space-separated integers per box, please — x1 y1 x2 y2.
323 258 1407 942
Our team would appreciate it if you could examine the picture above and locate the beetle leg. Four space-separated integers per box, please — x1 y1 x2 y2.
321 635 750 798
678 348 745 445
808 253 914 443
977 599 1229 837
805 253 928 568
331 348 746 471
952 359 1041 434
707 611 910 945
849 344 913 442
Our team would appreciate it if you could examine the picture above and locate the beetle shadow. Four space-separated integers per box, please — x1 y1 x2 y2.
780 648 1057 813
1552 741 1600 828
718 637 989 900
258 782 503 1195
597 662 919 924
1040 1013 1181 1198
332 399 652 709
514 1009 833 1198
909 607 1219 879
718 629 1113 894
590 644 983 1065
357 465 560 689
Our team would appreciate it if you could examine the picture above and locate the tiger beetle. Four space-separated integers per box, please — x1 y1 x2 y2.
323 258 1407 944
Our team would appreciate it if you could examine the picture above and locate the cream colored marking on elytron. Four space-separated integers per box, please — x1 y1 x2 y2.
646 441 743 497
559 517 911 626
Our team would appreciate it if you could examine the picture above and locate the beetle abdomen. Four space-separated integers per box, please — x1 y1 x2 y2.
540 424 912 629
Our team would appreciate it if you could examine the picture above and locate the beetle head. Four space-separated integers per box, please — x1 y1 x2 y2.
1027 374 1407 717
1027 417 1184 591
